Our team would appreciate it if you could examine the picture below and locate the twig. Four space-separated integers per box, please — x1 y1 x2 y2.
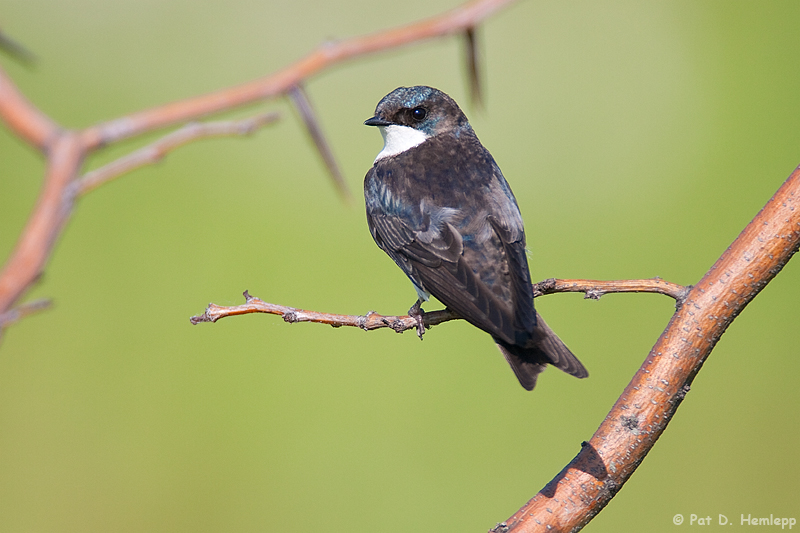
0 298 52 329
532 277 689 302
190 277 687 330
190 290 462 330
74 112 280 196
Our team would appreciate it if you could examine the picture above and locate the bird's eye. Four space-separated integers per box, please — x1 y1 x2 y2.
411 107 427 121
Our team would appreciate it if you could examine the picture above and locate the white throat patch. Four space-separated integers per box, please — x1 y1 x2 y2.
375 125 430 162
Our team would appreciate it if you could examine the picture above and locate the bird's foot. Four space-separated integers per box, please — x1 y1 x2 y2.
408 299 426 340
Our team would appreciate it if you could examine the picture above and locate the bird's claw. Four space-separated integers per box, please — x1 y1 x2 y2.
408 299 425 340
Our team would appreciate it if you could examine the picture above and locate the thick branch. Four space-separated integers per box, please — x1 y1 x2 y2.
0 133 83 312
499 165 800 532
189 278 686 330
74 112 280 196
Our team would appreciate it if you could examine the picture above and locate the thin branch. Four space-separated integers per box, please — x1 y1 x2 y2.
190 290 462 330
533 276 689 302
78 0 517 149
189 277 687 330
287 85 352 202
74 112 280 196
499 164 800 532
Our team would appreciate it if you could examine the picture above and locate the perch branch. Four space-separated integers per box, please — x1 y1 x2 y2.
191 167 799 532
189 277 687 330
74 112 280 196
190 290 462 331
532 276 689 302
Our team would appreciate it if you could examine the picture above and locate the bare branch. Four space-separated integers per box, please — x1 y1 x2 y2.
0 133 83 312
532 277 689 302
501 165 800 532
189 277 686 331
78 0 517 149
287 85 352 202
74 112 280 196
190 290 462 331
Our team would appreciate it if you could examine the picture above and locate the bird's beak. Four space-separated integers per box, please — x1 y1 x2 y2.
364 116 392 127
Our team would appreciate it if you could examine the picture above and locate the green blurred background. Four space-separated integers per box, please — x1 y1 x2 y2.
1 0 798 531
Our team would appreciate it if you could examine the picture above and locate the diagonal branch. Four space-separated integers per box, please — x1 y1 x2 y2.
78 0 517 149
498 165 800 532
189 277 688 330
74 112 280 196
0 64 60 151
0 133 83 313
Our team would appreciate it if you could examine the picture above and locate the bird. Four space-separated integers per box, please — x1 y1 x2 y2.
363 86 588 391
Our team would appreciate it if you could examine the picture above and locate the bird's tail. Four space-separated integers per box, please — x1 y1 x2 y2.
494 311 588 391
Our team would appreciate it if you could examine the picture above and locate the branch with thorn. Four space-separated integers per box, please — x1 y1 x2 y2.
0 0 511 327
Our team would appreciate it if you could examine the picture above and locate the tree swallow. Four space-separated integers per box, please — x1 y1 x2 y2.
363 86 587 390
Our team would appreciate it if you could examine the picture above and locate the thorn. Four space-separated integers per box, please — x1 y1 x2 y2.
0 27 37 66
287 84 353 203
464 27 483 109
243 290 253 302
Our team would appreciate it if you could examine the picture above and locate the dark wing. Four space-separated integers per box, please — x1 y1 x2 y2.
366 203 523 346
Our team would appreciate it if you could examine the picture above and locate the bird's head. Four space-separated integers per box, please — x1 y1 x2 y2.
365 86 472 160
